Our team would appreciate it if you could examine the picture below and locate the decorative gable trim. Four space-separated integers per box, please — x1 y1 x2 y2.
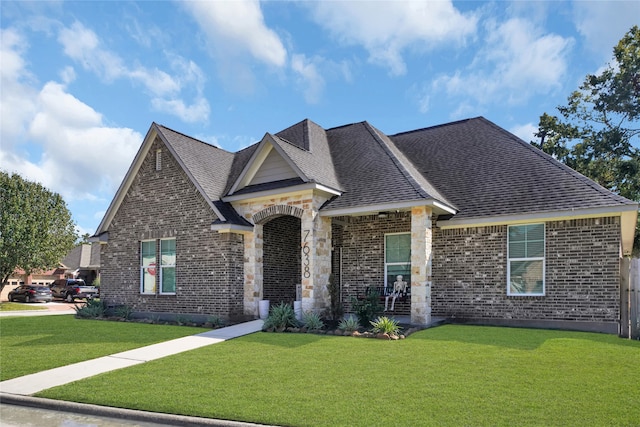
227 134 308 196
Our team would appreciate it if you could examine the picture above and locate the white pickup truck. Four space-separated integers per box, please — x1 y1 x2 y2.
50 279 99 302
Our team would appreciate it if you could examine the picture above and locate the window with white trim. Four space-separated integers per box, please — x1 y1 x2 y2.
384 233 411 292
160 238 176 294
140 240 156 294
507 223 545 296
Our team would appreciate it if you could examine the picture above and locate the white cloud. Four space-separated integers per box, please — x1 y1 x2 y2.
308 1 478 76
572 1 640 60
57 21 209 122
430 18 572 107
291 54 325 104
0 28 38 151
0 28 141 209
27 81 141 201
510 122 538 143
181 0 287 68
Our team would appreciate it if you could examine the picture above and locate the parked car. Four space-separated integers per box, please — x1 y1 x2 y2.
50 279 99 302
8 285 53 303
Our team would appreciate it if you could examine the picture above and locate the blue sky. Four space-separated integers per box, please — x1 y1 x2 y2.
1 1 638 237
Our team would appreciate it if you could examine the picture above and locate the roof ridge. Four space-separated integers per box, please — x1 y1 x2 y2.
363 122 430 200
390 117 481 137
481 119 635 205
156 123 233 154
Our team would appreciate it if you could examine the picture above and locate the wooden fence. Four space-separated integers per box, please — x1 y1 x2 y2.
631 258 639 340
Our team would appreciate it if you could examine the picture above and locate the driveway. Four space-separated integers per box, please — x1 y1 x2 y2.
0 301 78 317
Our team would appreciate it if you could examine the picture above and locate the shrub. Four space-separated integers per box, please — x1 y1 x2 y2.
175 315 192 326
75 299 107 319
370 316 402 336
338 315 360 332
206 315 225 328
263 302 299 331
114 305 133 320
350 289 382 328
302 310 324 331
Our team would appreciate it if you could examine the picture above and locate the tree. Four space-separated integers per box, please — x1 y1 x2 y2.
0 171 78 293
532 26 640 254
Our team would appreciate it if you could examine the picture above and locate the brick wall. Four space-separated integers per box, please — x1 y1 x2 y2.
432 217 621 324
100 137 245 319
332 212 412 314
263 215 301 304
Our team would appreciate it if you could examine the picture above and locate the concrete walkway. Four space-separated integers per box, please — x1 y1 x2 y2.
0 319 264 395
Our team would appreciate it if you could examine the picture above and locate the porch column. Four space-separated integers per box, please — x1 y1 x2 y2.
411 206 432 325
243 224 264 317
300 202 332 312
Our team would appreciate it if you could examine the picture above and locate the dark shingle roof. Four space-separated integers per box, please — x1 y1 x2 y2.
391 117 634 220
156 125 235 202
321 122 453 211
150 117 634 228
156 124 251 226
273 119 343 191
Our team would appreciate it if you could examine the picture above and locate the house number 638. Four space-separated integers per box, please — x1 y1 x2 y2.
302 229 311 278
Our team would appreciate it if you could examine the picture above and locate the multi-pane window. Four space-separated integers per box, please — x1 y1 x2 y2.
140 238 176 294
160 238 176 294
508 223 545 296
140 240 156 294
384 233 411 291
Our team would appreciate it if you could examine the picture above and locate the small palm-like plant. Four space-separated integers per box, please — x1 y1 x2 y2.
302 310 324 331
338 315 360 332
263 302 299 331
370 316 402 336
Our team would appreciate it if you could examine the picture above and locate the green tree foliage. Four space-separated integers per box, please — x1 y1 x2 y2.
532 26 640 254
0 171 78 292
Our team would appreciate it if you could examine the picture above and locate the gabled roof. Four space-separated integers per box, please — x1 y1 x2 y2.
62 244 101 270
95 123 251 236
227 119 343 197
96 117 637 253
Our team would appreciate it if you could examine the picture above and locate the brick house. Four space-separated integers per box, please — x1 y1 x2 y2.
93 117 638 334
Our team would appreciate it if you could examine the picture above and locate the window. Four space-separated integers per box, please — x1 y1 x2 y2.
155 149 162 171
384 233 411 293
508 223 545 296
160 238 176 294
140 240 156 294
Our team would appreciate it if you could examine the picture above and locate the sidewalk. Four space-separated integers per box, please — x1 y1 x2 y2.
0 319 264 395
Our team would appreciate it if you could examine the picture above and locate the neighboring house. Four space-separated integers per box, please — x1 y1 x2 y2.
93 117 638 334
61 244 101 284
0 244 101 301
1 267 65 301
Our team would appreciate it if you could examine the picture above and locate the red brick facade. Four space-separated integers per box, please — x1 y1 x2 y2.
100 137 245 319
100 137 624 331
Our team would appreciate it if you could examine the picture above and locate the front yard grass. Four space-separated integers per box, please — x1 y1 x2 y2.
0 315 203 380
0 302 47 311
37 325 640 427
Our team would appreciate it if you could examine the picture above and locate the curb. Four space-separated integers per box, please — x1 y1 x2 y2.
0 393 276 427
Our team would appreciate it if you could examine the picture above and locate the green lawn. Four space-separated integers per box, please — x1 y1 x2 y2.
37 325 640 427
0 315 204 380
0 302 47 311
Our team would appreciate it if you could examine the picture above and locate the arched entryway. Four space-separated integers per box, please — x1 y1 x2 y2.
262 215 301 304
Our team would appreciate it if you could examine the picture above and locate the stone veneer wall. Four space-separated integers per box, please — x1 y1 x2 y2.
100 137 245 319
432 217 621 326
263 215 301 304
332 212 412 313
